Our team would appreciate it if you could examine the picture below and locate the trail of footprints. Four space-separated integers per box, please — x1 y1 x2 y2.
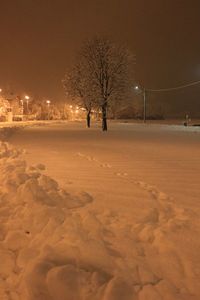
76 151 190 240
76 152 112 168
76 152 194 297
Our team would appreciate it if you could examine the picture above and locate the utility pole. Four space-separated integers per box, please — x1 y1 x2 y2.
135 85 146 123
143 88 146 123
46 100 51 120
135 79 200 125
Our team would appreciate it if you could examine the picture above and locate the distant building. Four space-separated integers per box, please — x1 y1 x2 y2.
0 96 22 122
0 98 11 121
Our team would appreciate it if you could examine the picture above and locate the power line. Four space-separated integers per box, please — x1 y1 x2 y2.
146 79 200 92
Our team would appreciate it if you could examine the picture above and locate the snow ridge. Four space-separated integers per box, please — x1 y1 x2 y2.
0 143 199 300
75 151 200 300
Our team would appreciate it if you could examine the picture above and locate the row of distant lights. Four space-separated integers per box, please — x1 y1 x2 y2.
0 89 87 110
69 105 85 114
0 88 51 105
69 105 98 114
0 88 30 102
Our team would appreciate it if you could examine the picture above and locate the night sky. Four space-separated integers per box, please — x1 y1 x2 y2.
0 0 200 115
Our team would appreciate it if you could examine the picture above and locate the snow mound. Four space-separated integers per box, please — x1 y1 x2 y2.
0 127 22 141
0 142 199 300
0 142 101 300
0 143 137 300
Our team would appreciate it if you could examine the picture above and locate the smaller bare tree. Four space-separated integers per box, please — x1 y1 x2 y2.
63 62 94 128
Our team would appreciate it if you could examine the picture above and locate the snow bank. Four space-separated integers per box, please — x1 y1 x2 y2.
0 141 199 300
0 142 131 300
0 127 22 141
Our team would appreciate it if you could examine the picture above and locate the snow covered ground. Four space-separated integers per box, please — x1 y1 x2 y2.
0 121 200 300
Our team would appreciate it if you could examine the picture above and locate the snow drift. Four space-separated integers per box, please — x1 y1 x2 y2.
0 141 199 300
0 142 129 300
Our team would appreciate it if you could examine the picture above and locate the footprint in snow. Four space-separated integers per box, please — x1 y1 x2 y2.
100 163 112 168
116 172 128 177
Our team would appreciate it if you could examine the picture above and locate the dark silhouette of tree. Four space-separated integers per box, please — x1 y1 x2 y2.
80 37 135 131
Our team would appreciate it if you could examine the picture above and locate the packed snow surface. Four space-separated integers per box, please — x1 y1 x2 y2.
0 121 200 300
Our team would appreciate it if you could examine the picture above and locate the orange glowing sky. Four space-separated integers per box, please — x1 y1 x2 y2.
0 0 200 114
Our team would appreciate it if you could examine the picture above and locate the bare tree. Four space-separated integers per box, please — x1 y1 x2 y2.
80 37 135 131
63 62 94 128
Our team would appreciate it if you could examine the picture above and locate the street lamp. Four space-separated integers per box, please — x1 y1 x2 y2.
20 99 24 116
134 85 146 123
143 88 146 123
25 95 30 114
46 100 51 120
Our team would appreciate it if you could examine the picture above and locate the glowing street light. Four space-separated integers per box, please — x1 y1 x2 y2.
0 88 2 93
46 100 51 120
25 95 30 113
20 99 24 116
134 85 146 123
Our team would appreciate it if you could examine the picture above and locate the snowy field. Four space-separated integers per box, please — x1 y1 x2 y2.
0 121 200 300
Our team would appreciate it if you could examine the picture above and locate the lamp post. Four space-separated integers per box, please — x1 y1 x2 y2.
135 85 146 123
143 88 146 123
46 100 51 120
25 95 30 114
20 99 24 116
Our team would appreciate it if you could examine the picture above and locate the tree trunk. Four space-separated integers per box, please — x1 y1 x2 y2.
86 111 91 128
102 104 107 131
